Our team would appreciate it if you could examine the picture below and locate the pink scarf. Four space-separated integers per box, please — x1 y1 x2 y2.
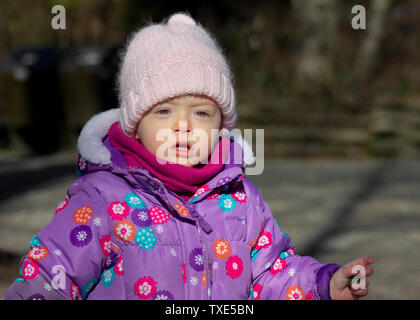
108 122 230 200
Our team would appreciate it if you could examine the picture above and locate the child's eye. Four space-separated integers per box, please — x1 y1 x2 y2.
156 109 171 115
196 111 209 117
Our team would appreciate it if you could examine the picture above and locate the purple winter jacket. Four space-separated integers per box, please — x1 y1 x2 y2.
3 109 340 300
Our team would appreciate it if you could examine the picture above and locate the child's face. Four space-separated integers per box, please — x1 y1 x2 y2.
135 94 222 167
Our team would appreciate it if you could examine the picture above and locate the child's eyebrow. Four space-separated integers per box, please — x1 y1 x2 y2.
168 100 217 107
190 102 217 107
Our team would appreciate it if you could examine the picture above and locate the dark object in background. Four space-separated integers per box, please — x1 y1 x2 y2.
0 44 122 154
0 46 63 155
58 44 121 144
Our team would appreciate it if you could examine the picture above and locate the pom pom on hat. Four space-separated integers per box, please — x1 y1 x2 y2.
118 12 237 137
167 13 197 26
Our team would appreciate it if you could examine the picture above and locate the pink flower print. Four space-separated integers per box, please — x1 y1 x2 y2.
134 276 157 299
78 157 87 171
183 263 187 283
115 256 124 275
107 202 130 221
149 206 170 224
253 283 262 300
22 259 40 280
254 231 273 250
287 248 296 256
70 282 81 300
231 191 246 203
225 255 243 279
270 257 287 275
193 184 210 198
54 197 69 214
100 235 111 256
305 290 313 300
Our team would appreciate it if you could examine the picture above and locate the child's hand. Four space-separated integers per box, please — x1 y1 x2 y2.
329 256 374 300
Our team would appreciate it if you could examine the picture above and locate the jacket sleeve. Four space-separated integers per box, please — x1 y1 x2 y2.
246 184 341 300
3 177 111 300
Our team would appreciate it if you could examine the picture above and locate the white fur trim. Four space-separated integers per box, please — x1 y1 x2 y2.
77 108 120 165
77 108 256 167
228 130 256 166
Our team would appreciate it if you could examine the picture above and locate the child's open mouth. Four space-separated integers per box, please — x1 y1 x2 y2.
173 142 192 158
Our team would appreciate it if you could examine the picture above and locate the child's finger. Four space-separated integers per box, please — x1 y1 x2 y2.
353 256 374 266
342 256 374 278
351 288 369 298
364 265 374 277
362 256 374 265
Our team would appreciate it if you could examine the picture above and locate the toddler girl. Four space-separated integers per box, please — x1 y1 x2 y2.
3 12 373 300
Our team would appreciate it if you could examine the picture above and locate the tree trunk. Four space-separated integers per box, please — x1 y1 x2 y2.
292 0 338 93
354 0 393 81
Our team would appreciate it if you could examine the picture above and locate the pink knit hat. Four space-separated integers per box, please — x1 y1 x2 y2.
118 12 237 137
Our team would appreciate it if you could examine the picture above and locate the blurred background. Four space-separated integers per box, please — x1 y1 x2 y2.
0 0 419 299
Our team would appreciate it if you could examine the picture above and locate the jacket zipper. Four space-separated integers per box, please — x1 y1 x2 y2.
195 219 212 299
184 198 212 300
160 188 213 299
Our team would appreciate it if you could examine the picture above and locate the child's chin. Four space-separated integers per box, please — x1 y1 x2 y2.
172 156 206 167
175 159 198 167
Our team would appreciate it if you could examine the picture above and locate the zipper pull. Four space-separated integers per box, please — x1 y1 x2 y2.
207 259 213 286
197 216 213 234
187 203 213 234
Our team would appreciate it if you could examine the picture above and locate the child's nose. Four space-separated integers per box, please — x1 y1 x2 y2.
173 118 192 133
